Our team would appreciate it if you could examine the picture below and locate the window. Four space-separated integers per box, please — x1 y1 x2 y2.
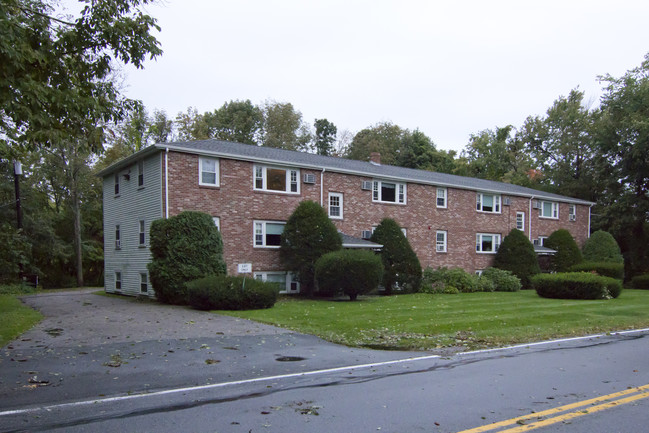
437 187 447 208
569 204 576 221
139 220 145 246
115 225 121 249
436 230 447 252
254 221 285 248
476 193 501 213
137 160 144 187
516 212 525 231
401 228 407 238
253 165 299 194
475 269 484 276
372 180 406 204
199 157 219 186
476 233 501 253
328 192 343 219
537 236 548 247
254 272 300 294
539 201 559 219
213 217 220 231
114 174 120 195
115 272 122 291
140 273 148 293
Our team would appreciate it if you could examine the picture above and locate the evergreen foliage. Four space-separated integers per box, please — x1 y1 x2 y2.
631 274 649 290
186 275 278 310
545 229 583 272
315 249 383 300
581 230 624 264
279 201 342 296
148 211 226 304
569 262 624 280
370 219 422 295
493 229 540 289
480 267 522 292
532 272 622 300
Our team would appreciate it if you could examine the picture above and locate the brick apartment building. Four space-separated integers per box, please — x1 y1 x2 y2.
99 139 593 297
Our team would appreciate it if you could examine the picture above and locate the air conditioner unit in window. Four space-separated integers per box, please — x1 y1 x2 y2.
303 173 316 184
502 197 511 206
532 200 541 209
361 230 372 240
361 181 373 190
115 240 121 249
569 215 576 221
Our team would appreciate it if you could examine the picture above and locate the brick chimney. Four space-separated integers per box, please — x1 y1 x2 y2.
370 152 381 165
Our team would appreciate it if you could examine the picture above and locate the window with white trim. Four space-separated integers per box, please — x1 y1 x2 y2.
401 228 407 238
115 272 122 291
213 217 220 231
436 230 447 252
539 201 559 219
372 180 406 204
139 220 146 246
476 193 501 213
328 192 343 219
254 221 285 248
253 165 299 193
115 225 121 249
140 273 148 293
254 272 300 294
569 204 576 221
114 174 120 195
537 236 548 247
436 187 447 208
137 160 144 187
476 233 501 253
199 157 219 186
475 269 484 276
516 212 525 231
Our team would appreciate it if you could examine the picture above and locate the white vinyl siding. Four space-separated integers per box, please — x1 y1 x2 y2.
539 201 559 219
328 192 343 219
199 157 219 186
253 165 299 194
436 230 447 252
254 221 285 248
476 193 501 213
372 180 406 204
476 233 501 253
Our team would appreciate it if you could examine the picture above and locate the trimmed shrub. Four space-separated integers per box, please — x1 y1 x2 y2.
494 229 540 289
280 201 342 296
186 275 278 310
370 218 422 294
582 230 624 264
545 229 582 272
421 267 482 293
315 249 383 300
631 274 649 290
481 267 522 292
569 262 624 280
148 211 226 305
532 272 622 300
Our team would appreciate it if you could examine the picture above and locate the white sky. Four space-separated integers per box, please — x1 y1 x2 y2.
118 0 649 152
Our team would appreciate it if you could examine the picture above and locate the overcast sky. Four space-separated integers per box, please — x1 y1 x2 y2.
116 0 649 152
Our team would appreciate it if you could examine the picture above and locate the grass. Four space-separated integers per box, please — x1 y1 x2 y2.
216 290 649 351
0 294 43 347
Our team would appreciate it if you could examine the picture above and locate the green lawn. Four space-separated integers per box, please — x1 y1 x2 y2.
217 290 649 351
0 295 43 347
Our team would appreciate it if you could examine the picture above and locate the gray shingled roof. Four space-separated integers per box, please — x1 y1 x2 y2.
340 232 383 249
99 139 593 205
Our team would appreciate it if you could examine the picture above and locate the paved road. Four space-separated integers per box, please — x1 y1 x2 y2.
1 290 648 432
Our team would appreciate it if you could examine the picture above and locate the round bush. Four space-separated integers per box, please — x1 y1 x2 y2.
493 229 540 289
315 249 383 300
481 267 522 292
186 275 278 310
545 229 583 272
532 272 622 300
631 274 649 290
148 211 226 304
582 230 624 264
569 262 624 280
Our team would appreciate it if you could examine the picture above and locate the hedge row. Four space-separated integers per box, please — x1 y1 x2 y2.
531 272 622 300
421 267 521 294
568 262 624 280
631 274 649 290
186 275 279 310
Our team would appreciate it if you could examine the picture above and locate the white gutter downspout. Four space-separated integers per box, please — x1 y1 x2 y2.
528 196 534 241
320 168 326 206
165 147 169 219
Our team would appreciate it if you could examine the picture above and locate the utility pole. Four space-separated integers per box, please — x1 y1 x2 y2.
14 161 22 230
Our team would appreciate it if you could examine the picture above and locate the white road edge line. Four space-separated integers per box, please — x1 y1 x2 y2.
1 327 648 418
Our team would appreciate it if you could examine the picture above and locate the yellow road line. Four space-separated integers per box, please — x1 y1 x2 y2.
457 384 649 433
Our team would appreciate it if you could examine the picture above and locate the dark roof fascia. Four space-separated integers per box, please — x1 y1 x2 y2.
96 145 161 177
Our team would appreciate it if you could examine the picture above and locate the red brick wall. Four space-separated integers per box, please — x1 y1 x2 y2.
164 151 591 275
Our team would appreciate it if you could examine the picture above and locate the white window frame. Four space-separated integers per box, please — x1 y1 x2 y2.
372 180 406 204
328 192 343 219
115 272 122 291
436 230 447 253
569 204 576 221
198 156 220 187
476 193 501 213
114 174 120 196
213 217 220 231
253 165 300 194
538 236 548 247
254 220 286 248
115 225 121 249
140 272 148 293
476 233 501 254
139 219 146 246
516 212 525 231
254 271 300 294
539 201 559 219
436 187 447 208
137 160 144 187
